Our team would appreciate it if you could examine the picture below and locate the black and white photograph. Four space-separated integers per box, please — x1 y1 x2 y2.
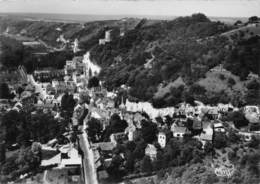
0 0 260 183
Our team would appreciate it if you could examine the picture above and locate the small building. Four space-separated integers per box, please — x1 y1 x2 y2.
158 131 167 148
214 122 225 133
194 121 213 148
157 129 171 148
59 146 81 168
171 122 187 140
110 132 126 145
124 125 137 141
207 108 219 120
145 144 157 161
192 117 203 130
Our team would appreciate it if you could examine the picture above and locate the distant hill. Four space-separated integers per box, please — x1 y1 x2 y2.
1 13 259 107
221 24 260 40
88 13 260 107
0 15 147 48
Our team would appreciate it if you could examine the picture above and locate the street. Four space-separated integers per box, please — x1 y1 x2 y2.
78 122 98 184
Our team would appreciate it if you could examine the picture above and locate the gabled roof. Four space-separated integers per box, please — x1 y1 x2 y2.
93 142 115 151
145 144 157 154
41 153 61 167
171 124 187 134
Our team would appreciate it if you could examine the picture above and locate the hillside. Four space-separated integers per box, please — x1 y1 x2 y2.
1 14 260 107
0 15 151 72
89 14 260 107
0 15 153 49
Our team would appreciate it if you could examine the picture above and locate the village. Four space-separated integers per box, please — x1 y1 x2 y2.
1 37 260 183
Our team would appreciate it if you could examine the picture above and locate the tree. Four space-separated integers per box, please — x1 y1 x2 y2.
248 136 260 148
204 141 213 154
191 13 210 22
61 92 76 111
87 118 102 142
102 113 128 141
2 110 21 145
234 20 242 26
214 133 227 149
0 36 24 68
133 140 146 159
230 111 249 129
189 84 206 95
219 74 225 80
125 153 135 173
88 76 100 88
229 131 241 143
107 154 125 178
140 119 158 143
141 156 153 173
248 16 258 23
0 83 11 99
0 142 6 163
227 77 236 87
155 116 164 127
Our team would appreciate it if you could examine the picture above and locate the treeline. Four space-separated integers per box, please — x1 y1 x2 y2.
89 14 260 107
1 109 68 147
0 36 74 73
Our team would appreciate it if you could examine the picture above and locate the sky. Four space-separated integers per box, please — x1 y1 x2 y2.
0 0 260 17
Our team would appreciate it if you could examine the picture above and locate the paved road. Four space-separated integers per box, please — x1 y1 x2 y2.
78 123 98 184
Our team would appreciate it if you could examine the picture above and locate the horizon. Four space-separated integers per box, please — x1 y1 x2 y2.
0 12 250 24
0 0 259 18
0 12 250 19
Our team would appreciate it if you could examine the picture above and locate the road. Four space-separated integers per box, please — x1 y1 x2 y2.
78 122 98 184
38 39 66 52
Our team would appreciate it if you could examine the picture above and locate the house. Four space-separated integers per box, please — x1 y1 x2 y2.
92 142 115 152
158 131 167 148
110 132 126 145
40 144 60 167
41 153 61 167
124 125 137 141
99 29 118 45
171 121 188 140
214 122 225 133
82 52 101 78
59 146 81 168
192 117 203 130
157 129 171 148
244 106 260 124
45 94 55 104
244 105 260 114
34 68 64 82
145 144 157 161
194 121 213 147
207 108 219 120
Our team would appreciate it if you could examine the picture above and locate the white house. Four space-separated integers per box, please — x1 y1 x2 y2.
83 52 101 78
158 131 167 148
171 122 187 139
145 144 157 161
194 122 213 148
124 125 136 141
214 122 225 133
